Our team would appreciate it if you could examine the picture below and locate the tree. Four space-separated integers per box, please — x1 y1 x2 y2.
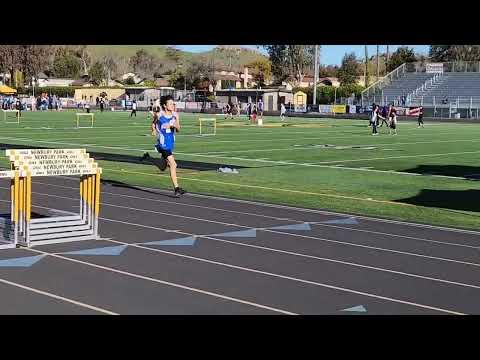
216 46 241 70
337 52 359 86
263 45 314 86
429 45 480 62
318 65 339 78
165 46 182 64
52 49 82 78
142 79 157 87
129 49 160 78
263 45 288 82
102 54 117 85
0 45 21 86
167 68 184 89
69 45 91 75
113 56 131 79
364 45 369 87
0 45 53 87
246 58 272 87
89 61 106 85
124 76 136 85
19 46 53 82
185 59 210 88
386 46 417 72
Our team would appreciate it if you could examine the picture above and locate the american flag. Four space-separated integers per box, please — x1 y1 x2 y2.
407 107 422 116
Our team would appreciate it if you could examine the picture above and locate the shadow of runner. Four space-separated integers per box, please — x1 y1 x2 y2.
396 189 480 213
0 143 250 172
402 165 480 181
102 179 178 199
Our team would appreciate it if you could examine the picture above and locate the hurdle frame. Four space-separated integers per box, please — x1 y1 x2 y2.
76 113 95 128
2 109 20 124
0 170 17 249
199 118 217 136
5 149 102 248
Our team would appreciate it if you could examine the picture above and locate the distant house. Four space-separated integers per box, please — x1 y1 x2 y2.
71 75 93 87
154 76 170 87
319 77 340 87
210 67 256 91
283 76 341 89
36 72 76 87
105 79 124 87
215 88 293 112
120 73 144 85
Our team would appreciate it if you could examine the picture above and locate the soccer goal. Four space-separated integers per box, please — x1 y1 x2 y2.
76 113 94 128
2 109 20 124
199 118 217 136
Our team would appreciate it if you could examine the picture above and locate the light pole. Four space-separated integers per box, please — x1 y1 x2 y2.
32 76 35 98
178 64 186 100
333 83 339 116
313 45 318 106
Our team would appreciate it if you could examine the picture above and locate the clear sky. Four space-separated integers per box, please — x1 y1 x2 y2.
176 45 430 65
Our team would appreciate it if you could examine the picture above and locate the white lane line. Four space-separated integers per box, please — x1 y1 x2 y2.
23 248 296 315
1 177 478 237
95 218 465 315
200 138 480 155
175 149 480 166
56 175 480 235
177 190 480 236
100 230 480 293
0 277 118 315
2 200 466 314
2 134 478 179
97 206 480 268
29 180 480 250
1 188 479 268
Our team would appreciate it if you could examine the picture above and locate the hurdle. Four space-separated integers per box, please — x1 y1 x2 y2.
199 118 217 136
2 109 20 124
0 170 17 249
3 148 102 247
76 113 94 128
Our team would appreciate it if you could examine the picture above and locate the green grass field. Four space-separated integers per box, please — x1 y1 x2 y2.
1 109 479 230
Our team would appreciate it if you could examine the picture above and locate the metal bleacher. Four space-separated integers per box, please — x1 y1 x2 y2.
362 61 480 110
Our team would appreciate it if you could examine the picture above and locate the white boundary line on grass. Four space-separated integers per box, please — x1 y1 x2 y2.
184 191 480 235
200 138 480 155
6 135 478 180
176 149 480 165
46 175 480 236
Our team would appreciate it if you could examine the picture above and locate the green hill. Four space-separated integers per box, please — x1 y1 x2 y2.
86 45 267 71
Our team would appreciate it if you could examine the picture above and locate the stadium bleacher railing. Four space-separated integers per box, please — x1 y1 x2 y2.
361 63 406 106
362 61 480 107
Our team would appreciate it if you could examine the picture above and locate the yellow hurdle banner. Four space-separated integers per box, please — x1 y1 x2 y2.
2 149 102 248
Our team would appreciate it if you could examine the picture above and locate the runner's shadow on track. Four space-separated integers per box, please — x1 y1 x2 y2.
396 189 480 213
402 165 480 180
102 180 179 199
